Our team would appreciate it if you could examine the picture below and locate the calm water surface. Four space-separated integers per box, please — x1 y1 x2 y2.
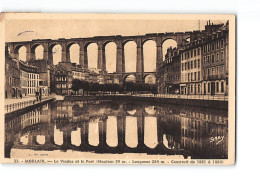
5 100 228 159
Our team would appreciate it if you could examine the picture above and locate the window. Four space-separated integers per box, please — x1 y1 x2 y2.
191 61 193 69
188 73 190 82
217 41 219 49
212 67 215 75
221 51 224 61
191 85 193 93
181 53 183 61
211 43 215 51
198 84 201 93
221 82 224 92
185 63 187 70
203 45 206 54
207 44 210 52
187 52 190 59
194 72 197 81
208 68 210 76
216 82 219 92
185 52 187 59
203 56 206 63
212 54 215 63
198 59 200 68
188 62 190 70
221 39 224 48
216 53 219 62
191 50 193 58
182 63 184 71
191 73 193 81
194 49 197 56
198 48 200 55
207 56 210 63
208 83 210 93
198 71 200 81
194 60 197 68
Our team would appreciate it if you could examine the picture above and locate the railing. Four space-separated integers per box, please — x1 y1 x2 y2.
5 96 52 113
74 92 228 101
132 93 228 101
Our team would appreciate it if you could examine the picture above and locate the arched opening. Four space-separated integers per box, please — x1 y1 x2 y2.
20 134 29 145
127 109 136 116
124 75 136 83
16 46 27 61
36 135 46 145
31 44 44 60
49 44 62 65
186 37 190 43
104 42 116 73
162 39 177 61
145 106 156 115
106 116 118 147
5 46 10 57
66 43 80 64
144 116 158 149
86 43 98 69
54 125 63 145
125 116 138 148
71 127 81 146
143 40 156 72
144 74 156 84
88 120 99 146
124 41 137 72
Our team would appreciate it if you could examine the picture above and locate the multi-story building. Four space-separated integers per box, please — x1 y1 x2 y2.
27 59 51 96
201 21 229 95
85 68 104 84
5 55 20 98
19 61 39 97
158 47 181 94
180 41 202 95
53 63 73 95
27 67 39 96
71 63 86 81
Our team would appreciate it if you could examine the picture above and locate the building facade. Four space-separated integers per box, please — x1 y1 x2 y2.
28 59 51 96
19 61 39 97
53 63 73 95
158 47 181 94
180 41 202 95
5 56 20 98
201 22 229 95
157 20 229 96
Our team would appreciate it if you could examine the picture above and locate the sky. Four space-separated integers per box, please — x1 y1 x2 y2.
6 18 225 73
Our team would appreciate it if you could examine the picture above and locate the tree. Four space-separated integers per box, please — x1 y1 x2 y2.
71 79 82 94
92 82 100 93
83 81 90 95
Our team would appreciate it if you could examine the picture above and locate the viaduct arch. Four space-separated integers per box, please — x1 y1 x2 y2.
6 32 191 82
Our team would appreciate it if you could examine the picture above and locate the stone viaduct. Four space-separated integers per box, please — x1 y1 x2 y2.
5 32 191 82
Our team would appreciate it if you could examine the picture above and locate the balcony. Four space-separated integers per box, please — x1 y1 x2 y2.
205 74 225 80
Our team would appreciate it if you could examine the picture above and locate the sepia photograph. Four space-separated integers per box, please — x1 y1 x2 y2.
0 13 235 165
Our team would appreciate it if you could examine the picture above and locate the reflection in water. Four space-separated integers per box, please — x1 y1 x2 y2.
88 120 99 146
71 128 81 147
106 116 118 147
125 116 138 148
5 100 228 159
54 125 63 146
144 117 158 149
20 134 28 145
36 135 46 145
145 106 156 115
